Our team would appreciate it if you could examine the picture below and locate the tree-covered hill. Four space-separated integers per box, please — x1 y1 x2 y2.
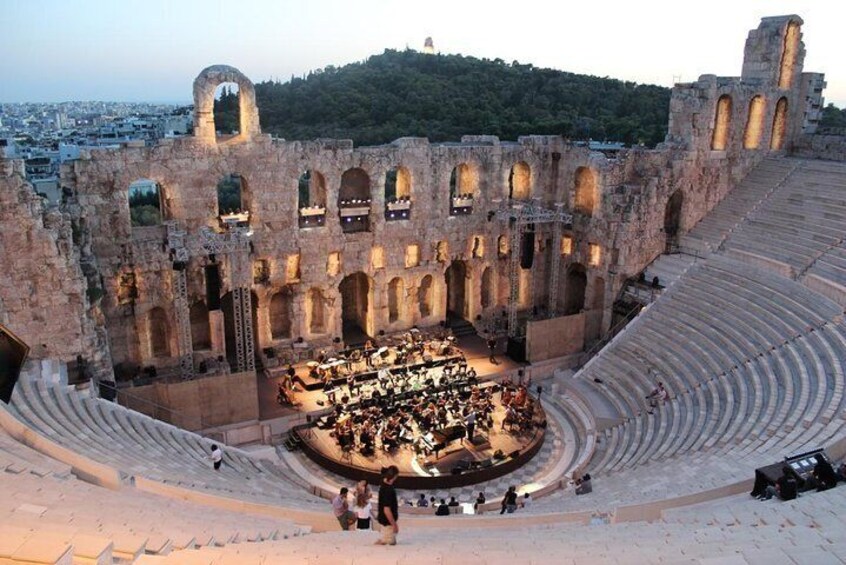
215 49 671 147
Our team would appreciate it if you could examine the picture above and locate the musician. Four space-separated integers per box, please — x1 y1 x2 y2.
324 378 337 404
464 409 476 441
347 373 357 396
513 385 528 407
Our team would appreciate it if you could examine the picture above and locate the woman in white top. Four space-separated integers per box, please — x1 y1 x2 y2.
354 490 372 530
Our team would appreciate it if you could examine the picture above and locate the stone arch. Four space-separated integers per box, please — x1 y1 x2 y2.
778 21 801 90
445 260 469 320
298 170 326 208
388 277 404 324
711 95 732 151
664 189 684 240
385 166 412 201
269 289 293 340
148 307 171 358
497 235 509 258
192 65 261 144
216 173 249 217
508 161 532 200
563 264 587 315
339 168 371 233
128 179 164 227
574 167 598 216
418 275 434 318
190 301 211 351
770 97 789 150
340 272 373 343
481 266 494 309
743 95 766 150
449 163 478 197
307 288 327 334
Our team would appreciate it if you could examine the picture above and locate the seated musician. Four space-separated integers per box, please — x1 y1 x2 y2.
501 387 513 406
513 385 528 407
359 425 374 456
467 367 477 381
502 404 519 430
323 378 337 404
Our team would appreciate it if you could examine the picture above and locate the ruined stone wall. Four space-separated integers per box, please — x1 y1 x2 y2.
0 15 823 377
791 135 846 162
0 160 111 376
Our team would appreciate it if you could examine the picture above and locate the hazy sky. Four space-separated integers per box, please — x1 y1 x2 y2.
2 0 844 106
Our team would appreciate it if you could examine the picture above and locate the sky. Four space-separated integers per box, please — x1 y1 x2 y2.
2 0 844 107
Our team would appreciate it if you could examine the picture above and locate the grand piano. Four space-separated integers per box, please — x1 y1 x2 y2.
422 424 465 459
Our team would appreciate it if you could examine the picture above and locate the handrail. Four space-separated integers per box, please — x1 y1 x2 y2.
576 302 642 369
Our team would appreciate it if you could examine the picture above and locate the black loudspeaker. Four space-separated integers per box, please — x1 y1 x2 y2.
0 324 29 404
205 265 222 311
520 225 535 269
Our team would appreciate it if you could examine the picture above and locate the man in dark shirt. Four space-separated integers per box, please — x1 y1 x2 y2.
375 465 399 545
813 454 838 491
435 499 451 516
762 466 797 501
500 485 518 514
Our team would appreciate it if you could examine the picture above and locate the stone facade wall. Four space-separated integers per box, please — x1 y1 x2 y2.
0 15 823 381
0 160 111 377
791 135 846 161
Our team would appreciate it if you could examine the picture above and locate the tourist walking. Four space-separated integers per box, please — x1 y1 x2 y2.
375 465 400 545
332 487 356 530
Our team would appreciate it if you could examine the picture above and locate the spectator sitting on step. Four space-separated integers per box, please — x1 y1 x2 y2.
474 492 486 511
574 473 593 495
646 382 669 414
812 454 838 491
416 493 429 507
520 492 532 509
760 466 798 501
836 462 846 483
448 496 459 507
435 499 451 516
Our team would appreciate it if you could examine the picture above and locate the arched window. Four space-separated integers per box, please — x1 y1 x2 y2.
508 162 531 200
213 83 240 135
778 22 801 90
339 168 371 233
481 267 494 309
711 95 732 151
308 288 326 334
190 301 211 351
564 264 587 315
217 174 246 216
270 290 293 340
298 170 326 208
128 179 163 227
449 163 478 215
770 97 789 150
574 167 598 217
743 96 766 150
388 277 404 323
497 235 509 258
148 307 170 358
418 275 434 318
385 166 411 201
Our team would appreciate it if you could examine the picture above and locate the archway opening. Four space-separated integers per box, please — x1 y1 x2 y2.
445 260 468 321
418 275 434 318
217 173 248 220
190 301 211 351
270 289 293 340
388 277 404 324
449 163 477 215
574 167 598 216
743 96 766 150
778 22 801 90
339 168 371 233
711 95 732 151
508 162 531 200
770 97 789 150
340 272 371 345
129 179 163 227
213 83 240 136
664 189 684 250
564 264 587 315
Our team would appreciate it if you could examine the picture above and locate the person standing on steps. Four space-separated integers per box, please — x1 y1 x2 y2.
375 465 400 545
209 444 222 471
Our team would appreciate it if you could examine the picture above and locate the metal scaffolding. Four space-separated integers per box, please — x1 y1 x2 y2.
166 223 254 378
492 200 571 338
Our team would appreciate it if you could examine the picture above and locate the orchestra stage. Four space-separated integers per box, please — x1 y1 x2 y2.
296 387 546 489
260 329 541 488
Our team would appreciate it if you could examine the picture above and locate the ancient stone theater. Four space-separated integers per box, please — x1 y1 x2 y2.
1 14 845 564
